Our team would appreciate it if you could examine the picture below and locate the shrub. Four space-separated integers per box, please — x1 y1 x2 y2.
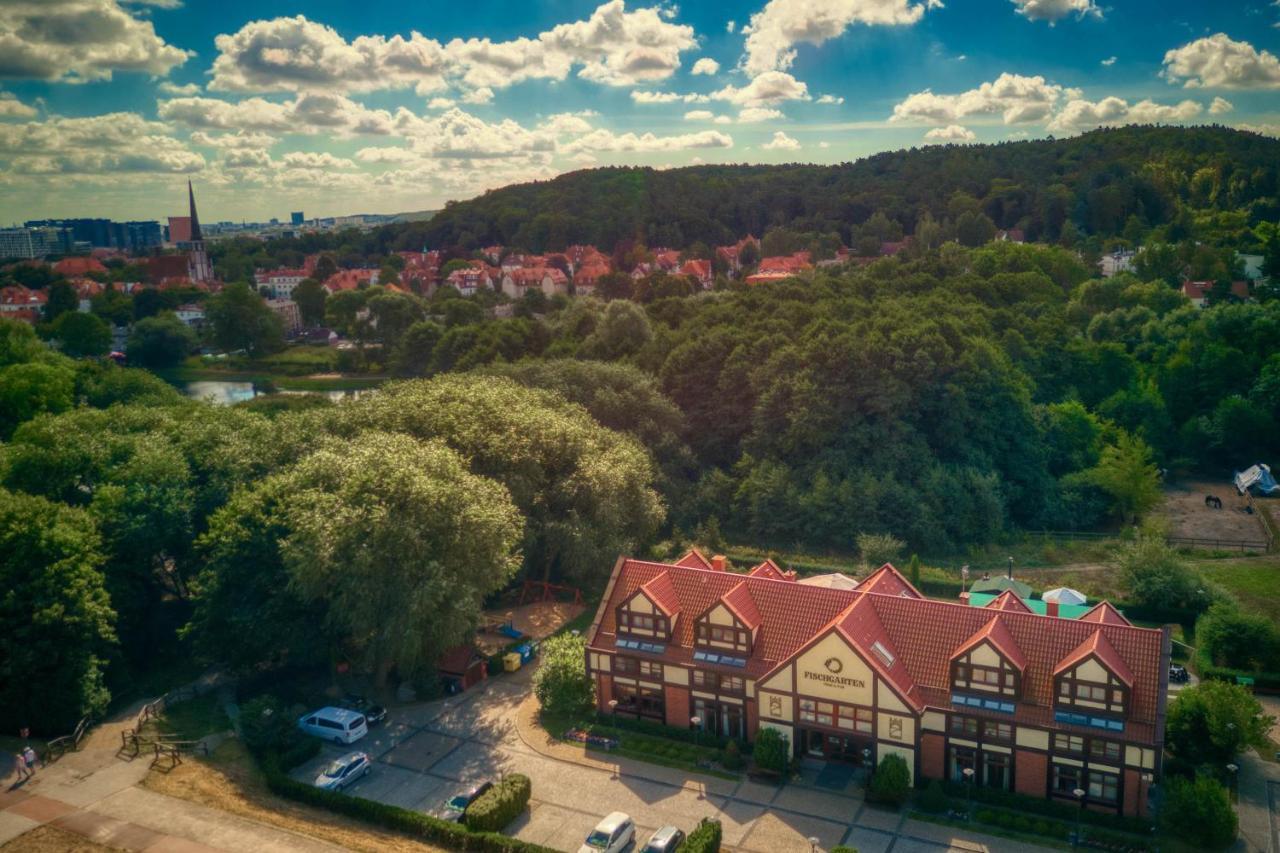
681 818 722 853
856 532 904 567
533 633 594 716
752 727 789 776
916 780 950 813
1159 775 1237 850
721 740 743 771
241 694 307 758
465 774 532 833
935 779 1151 835
867 753 911 808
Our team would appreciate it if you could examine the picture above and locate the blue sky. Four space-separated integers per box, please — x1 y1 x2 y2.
1 0 1278 223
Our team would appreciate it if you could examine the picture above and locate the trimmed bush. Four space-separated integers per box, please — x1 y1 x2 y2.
916 780 950 814
721 740 743 771
752 727 789 776
936 779 1151 835
259 756 552 852
466 774 532 833
681 818 722 853
867 753 911 808
1159 775 1237 850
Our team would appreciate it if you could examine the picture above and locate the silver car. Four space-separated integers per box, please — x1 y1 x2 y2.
313 751 371 791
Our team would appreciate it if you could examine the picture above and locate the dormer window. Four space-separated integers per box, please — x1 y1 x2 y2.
694 582 760 656
949 617 1026 702
1052 630 1133 730
694 622 751 652
615 574 678 642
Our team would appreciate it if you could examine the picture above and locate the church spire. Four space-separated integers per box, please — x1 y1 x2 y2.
187 180 203 242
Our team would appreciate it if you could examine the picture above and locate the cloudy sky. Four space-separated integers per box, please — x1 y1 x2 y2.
1 0 1278 223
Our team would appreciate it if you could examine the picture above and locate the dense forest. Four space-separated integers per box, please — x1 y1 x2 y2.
416 125 1280 252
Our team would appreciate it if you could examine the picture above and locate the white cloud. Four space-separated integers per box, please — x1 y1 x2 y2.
714 114 732 124
712 70 810 106
691 57 720 75
0 0 191 83
158 93 396 136
738 106 784 122
818 140 830 148
281 151 355 169
816 94 844 104
741 0 939 77
630 90 709 103
762 130 800 150
891 73 1063 124
0 112 203 174
563 128 733 153
158 81 202 96
923 124 975 141
540 112 595 134
1100 56 1116 66
1009 0 1101 23
726 20 736 33
1046 96 1203 133
0 92 37 119
684 109 714 120
1209 96 1234 115
428 97 455 109
210 2 698 95
1237 123 1280 137
190 130 280 149
354 145 420 164
461 86 494 104
1162 34 1280 89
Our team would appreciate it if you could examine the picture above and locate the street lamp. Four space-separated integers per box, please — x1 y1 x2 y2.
1227 763 1239 800
962 766 975 819
808 836 821 853
1072 787 1086 850
608 698 618 723
690 715 702 751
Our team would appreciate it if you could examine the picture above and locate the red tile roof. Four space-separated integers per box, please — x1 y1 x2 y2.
1054 630 1135 686
1182 280 1250 301
588 557 1166 734
53 257 107 276
1079 601 1132 626
674 549 713 570
954 615 1028 672
855 564 922 598
748 559 796 582
720 581 762 629
986 590 1034 614
640 572 680 617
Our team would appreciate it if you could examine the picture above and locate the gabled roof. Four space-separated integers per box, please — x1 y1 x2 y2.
953 615 1027 671
1078 601 1132 627
855 564 922 598
674 548 713 570
1054 629 1134 686
638 572 680 617
833 595 918 709
986 590 1034 614
748 559 795 582
719 582 762 629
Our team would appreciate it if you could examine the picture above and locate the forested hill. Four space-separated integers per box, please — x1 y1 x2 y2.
420 125 1280 252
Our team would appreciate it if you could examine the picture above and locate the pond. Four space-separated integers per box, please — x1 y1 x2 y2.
178 380 371 405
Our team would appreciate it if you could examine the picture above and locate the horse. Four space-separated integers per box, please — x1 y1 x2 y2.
1204 494 1223 509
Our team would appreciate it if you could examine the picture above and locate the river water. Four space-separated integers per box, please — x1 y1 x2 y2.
179 380 371 405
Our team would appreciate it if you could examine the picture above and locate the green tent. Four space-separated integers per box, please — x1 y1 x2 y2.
967 576 1033 598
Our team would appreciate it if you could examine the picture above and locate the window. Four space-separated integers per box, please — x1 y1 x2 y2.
692 671 744 694
1089 739 1122 764
871 641 895 667
1053 733 1084 754
982 721 1012 742
1088 770 1119 803
1052 764 1081 796
1075 684 1108 702
799 699 872 733
983 752 1010 790
616 657 662 678
614 683 665 723
950 716 978 737
694 622 751 652
950 746 976 783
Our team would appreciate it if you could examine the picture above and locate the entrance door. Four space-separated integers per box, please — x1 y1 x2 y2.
806 729 826 757
825 734 869 764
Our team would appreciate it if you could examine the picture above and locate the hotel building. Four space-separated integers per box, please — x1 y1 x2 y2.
584 551 1168 817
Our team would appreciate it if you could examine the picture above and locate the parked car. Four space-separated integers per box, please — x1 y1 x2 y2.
342 693 388 726
298 706 368 744
640 825 684 853
438 781 494 822
313 751 370 790
1169 664 1189 683
580 812 635 853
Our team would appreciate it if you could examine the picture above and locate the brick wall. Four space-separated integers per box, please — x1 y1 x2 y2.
745 699 759 743
665 686 690 728
1123 768 1145 817
1014 749 1047 799
920 733 945 781
596 674 613 712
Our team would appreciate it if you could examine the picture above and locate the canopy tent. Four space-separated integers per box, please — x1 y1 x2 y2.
1042 587 1088 606
1235 463 1279 496
967 592 1094 619
968 576 1033 598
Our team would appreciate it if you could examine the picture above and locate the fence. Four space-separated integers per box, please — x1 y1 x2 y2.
44 715 92 763
1038 529 1270 553
118 682 207 760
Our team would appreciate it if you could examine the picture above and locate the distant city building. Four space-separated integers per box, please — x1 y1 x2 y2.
0 226 64 259
174 303 206 327
291 211 305 226
1100 251 1135 278
26 218 161 253
168 216 192 245
255 268 308 300
267 299 302 334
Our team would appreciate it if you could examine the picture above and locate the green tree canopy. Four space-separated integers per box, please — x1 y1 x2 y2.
206 281 285 357
1166 680 1274 766
127 312 197 368
51 311 112 358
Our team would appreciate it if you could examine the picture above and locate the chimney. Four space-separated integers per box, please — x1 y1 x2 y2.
711 555 727 572
1046 601 1059 618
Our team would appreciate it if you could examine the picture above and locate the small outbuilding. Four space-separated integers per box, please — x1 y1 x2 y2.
438 645 488 693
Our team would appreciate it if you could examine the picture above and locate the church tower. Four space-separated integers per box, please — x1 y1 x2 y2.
186 180 213 283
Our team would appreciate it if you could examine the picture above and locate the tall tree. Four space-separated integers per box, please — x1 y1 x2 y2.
293 278 327 326
127 312 197 368
51 311 112 358
206 281 284 357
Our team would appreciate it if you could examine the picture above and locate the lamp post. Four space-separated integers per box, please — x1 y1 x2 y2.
1007 556 1014 579
1072 787 1086 850
962 766 975 820
1227 763 1239 801
808 836 821 853
690 715 702 751
608 699 618 724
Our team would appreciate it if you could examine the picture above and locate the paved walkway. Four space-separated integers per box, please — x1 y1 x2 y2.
1237 749 1280 853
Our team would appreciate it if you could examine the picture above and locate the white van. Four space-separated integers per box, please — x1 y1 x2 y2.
298 706 368 744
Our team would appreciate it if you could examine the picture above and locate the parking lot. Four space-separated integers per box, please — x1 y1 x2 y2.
291 669 1047 852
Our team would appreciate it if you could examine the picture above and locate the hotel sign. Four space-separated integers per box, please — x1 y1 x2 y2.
801 656 865 690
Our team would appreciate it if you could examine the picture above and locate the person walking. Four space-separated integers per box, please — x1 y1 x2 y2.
21 746 37 775
12 750 28 781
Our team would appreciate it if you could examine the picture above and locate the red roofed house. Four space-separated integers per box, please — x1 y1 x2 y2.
501 267 569 299
716 236 758 275
0 286 47 323
445 263 498 297
53 256 107 277
322 268 379 294
679 259 713 290
1182 280 1251 309
745 252 813 285
586 554 1166 816
573 260 612 295
255 268 308 300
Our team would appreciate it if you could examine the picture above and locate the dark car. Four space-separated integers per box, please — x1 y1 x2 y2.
1169 664 1189 683
342 694 388 726
439 781 494 822
640 825 685 853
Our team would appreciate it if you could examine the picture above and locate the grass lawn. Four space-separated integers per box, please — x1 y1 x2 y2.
142 740 450 853
1192 555 1280 622
141 693 230 742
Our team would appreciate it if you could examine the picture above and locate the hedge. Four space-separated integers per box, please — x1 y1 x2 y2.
259 755 554 853
591 711 749 752
1194 649 1280 690
934 780 1152 835
681 818 722 853
466 774 532 833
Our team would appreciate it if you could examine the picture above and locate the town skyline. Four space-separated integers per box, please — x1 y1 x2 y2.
2 0 1278 223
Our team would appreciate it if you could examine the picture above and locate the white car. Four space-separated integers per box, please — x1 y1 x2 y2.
313 751 371 791
580 812 635 853
298 706 368 744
